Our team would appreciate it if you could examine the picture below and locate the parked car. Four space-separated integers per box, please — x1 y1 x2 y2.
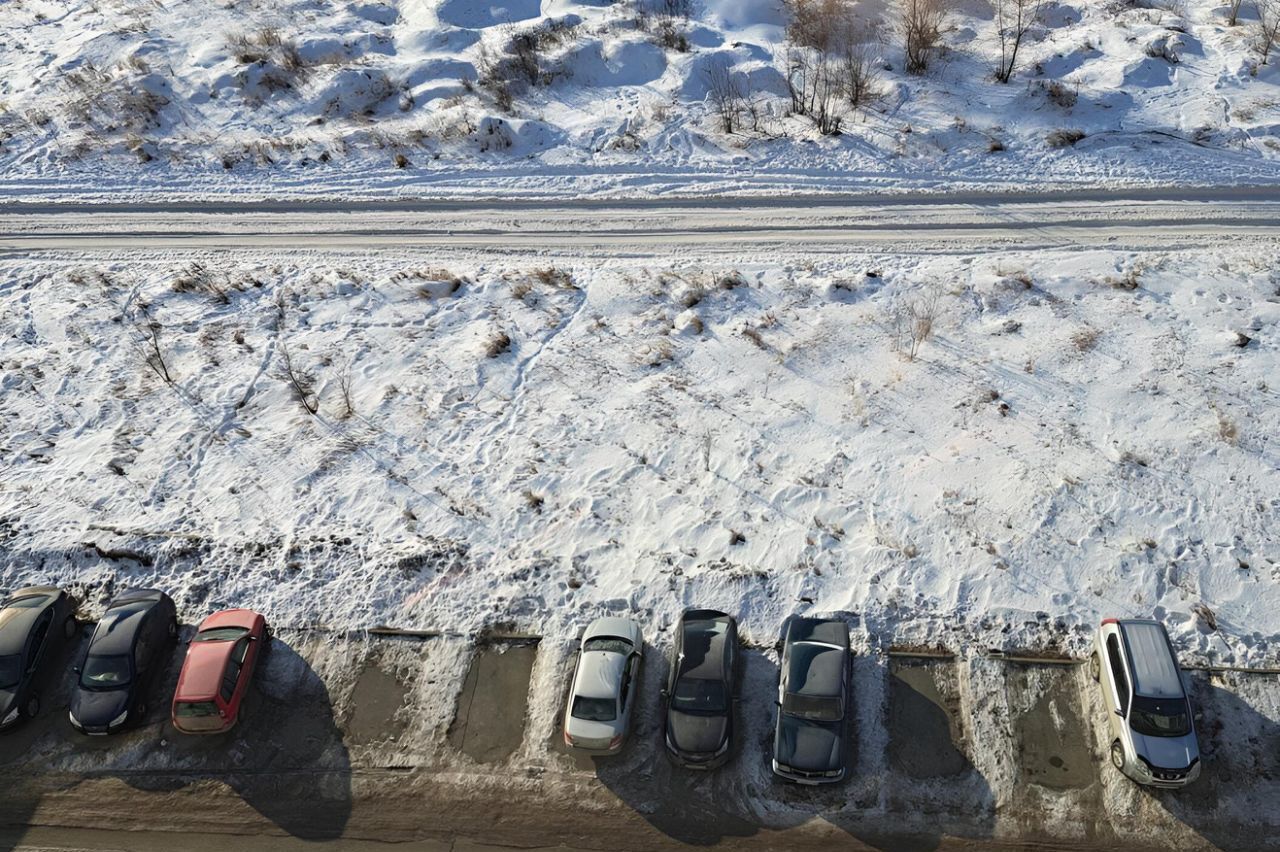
772 616 851 784
171 609 271 734
69 589 177 735
0 587 78 730
662 609 738 769
1091 618 1200 787
562 617 644 753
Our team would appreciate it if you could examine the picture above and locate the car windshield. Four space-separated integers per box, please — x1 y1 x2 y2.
672 678 727 714
175 701 220 718
583 636 631 655
783 693 843 722
80 654 132 688
0 655 21 689
571 696 617 722
193 627 249 642
1130 695 1191 738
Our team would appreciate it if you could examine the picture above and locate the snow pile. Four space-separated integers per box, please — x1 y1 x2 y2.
2 243 1277 664
0 0 1279 200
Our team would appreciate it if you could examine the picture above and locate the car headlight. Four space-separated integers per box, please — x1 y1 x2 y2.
1 707 18 726
109 709 130 727
1134 756 1154 778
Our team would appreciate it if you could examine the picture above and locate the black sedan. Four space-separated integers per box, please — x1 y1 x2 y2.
772 616 851 784
662 609 738 769
70 589 177 735
0 587 78 729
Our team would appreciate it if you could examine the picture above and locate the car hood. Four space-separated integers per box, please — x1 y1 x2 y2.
775 716 842 771
1132 730 1199 770
667 709 728 755
71 686 130 727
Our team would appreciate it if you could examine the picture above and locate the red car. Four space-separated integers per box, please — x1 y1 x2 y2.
171 609 269 734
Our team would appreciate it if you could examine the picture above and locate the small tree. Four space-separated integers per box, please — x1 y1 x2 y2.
994 0 1047 83
1227 0 1246 26
841 35 882 110
1257 0 1280 63
705 62 744 133
902 0 946 74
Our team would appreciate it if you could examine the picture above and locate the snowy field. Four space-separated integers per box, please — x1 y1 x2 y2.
2 0 1280 201
2 239 1277 665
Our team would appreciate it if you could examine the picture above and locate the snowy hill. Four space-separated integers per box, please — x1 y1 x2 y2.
1 0 1279 200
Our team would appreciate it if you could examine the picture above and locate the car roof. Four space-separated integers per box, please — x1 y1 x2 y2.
575 650 625 700
678 611 732 680
787 617 850 649
175 640 235 702
787 644 845 697
0 601 49 656
89 599 155 655
1119 620 1184 698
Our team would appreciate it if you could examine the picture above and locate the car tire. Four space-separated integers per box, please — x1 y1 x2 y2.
1089 652 1101 683
1110 740 1126 772
23 694 40 719
63 616 77 640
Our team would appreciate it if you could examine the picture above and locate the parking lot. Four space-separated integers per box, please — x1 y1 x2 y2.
1 626 1279 851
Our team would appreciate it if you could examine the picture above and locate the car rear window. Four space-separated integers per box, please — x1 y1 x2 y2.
193 627 250 642
175 701 220 718
571 696 617 722
583 637 631 654
0 655 20 689
783 693 843 722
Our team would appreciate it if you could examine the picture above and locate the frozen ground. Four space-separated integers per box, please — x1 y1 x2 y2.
1 234 1277 665
2 0 1280 201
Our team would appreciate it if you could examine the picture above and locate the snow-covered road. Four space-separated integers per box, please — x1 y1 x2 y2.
2 191 1279 253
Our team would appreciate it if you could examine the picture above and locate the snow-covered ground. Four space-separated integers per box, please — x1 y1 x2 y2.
2 0 1280 201
2 239 1277 664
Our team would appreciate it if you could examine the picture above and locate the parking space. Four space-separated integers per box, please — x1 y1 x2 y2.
447 639 539 765
1008 662 1095 791
888 656 971 780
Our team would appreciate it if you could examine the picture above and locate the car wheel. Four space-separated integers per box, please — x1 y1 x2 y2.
63 616 77 640
1089 652 1101 683
1110 741 1126 772
23 695 40 719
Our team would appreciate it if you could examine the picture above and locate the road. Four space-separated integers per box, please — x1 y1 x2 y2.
1 190 1279 254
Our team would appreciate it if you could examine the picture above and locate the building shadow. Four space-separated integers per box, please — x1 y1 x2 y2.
1146 675 1280 852
0 629 351 843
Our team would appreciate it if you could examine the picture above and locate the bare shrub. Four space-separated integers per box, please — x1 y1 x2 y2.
784 45 844 134
1103 266 1143 290
142 321 174 384
901 0 947 74
279 342 319 415
337 358 355 419
706 61 745 133
1038 79 1078 108
1046 128 1086 148
171 262 229 303
994 0 1048 82
842 36 882 111
1228 0 1247 25
532 267 577 288
485 331 512 358
889 285 942 361
1257 0 1280 63
1071 327 1101 352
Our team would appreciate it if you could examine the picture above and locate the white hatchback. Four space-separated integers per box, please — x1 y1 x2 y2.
562 617 644 754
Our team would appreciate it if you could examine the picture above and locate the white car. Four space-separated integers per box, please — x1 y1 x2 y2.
562 617 644 754
1091 618 1201 787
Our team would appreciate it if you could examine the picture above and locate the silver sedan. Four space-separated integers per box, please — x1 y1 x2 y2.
562 617 644 754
